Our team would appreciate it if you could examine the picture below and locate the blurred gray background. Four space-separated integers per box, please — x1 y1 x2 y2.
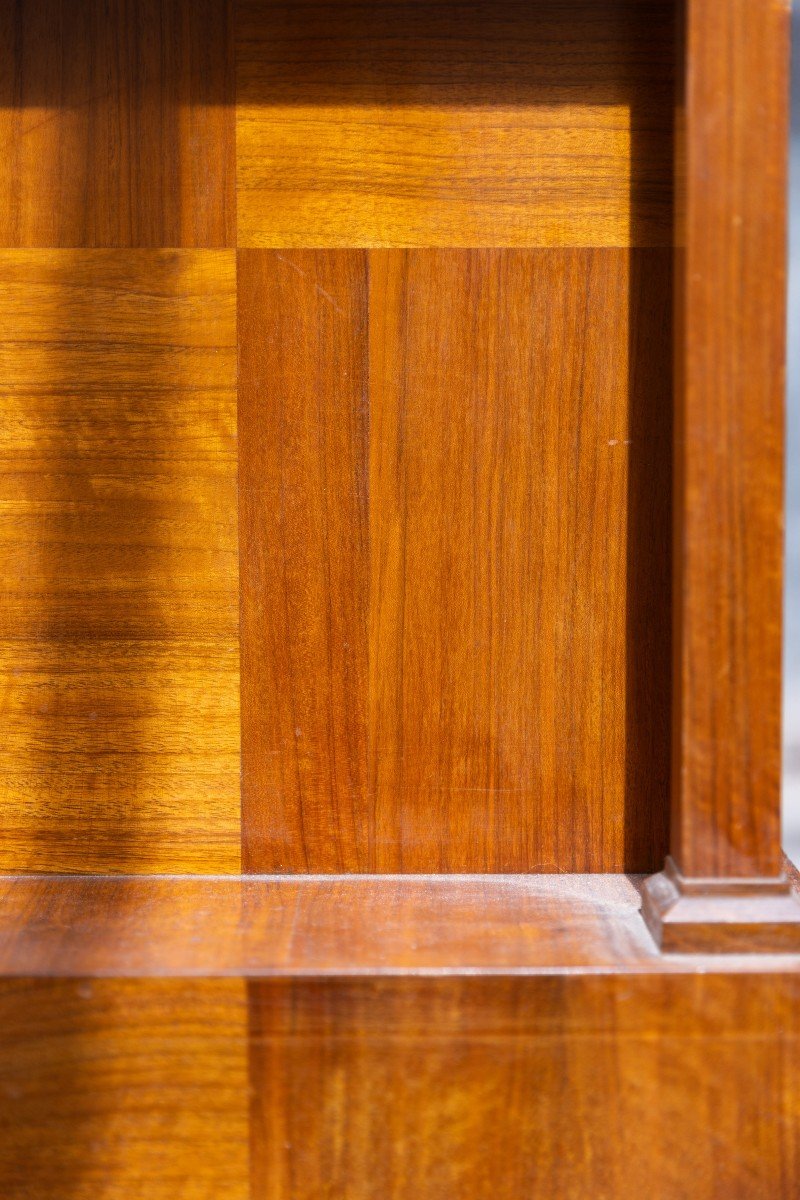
784 3 800 864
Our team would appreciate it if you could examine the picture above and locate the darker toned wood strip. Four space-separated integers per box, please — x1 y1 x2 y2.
238 249 370 872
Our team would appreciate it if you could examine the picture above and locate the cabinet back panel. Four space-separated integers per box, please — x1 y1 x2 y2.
0 1 673 872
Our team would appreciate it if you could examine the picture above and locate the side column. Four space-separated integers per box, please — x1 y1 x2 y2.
642 0 800 950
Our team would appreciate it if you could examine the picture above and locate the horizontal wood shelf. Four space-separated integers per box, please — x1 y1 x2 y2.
2 870 800 978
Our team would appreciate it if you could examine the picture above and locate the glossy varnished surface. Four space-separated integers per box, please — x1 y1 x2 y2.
239 248 672 872
3 873 800 977
0 2 796 1197
1 969 799 1199
236 0 673 247
0 251 241 872
0 874 655 975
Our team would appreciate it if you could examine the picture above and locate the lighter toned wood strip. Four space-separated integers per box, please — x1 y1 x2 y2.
0 250 241 873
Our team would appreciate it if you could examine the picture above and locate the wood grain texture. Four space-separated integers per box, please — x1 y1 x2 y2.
4 872 800 977
0 251 241 873
235 0 673 248
249 973 800 1200
0 0 234 248
668 0 790 879
369 249 671 871
239 249 369 872
239 248 672 873
3 968 800 1200
0 979 248 1200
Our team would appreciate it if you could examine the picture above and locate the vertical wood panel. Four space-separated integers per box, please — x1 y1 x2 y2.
0 0 234 248
239 248 671 872
0 251 241 873
239 250 370 872
369 249 670 871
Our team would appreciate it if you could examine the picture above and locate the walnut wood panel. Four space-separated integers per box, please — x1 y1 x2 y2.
0 979 248 1200
0 0 234 248
239 248 672 872
668 0 789 879
249 973 800 1200
0 251 240 873
235 0 673 248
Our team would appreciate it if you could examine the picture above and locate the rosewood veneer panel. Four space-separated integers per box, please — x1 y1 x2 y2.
0 0 234 248
239 248 672 872
235 0 673 248
0 251 241 873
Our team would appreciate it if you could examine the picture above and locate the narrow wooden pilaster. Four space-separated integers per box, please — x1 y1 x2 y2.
642 0 800 950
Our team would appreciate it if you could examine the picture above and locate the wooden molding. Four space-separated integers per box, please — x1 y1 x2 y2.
642 857 800 954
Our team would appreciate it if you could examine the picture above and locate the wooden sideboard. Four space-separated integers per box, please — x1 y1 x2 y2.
0 2 798 1197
